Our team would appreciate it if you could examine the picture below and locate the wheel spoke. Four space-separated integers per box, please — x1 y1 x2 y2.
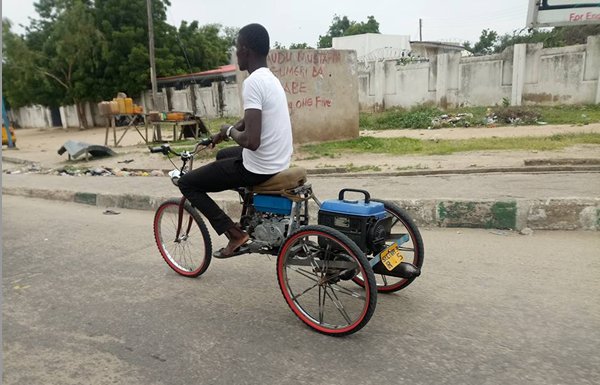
288 266 319 283
326 285 352 325
381 274 388 286
290 281 320 301
319 285 326 324
328 281 366 299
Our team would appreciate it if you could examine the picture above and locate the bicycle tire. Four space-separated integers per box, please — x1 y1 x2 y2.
353 200 424 293
277 225 377 336
154 198 212 277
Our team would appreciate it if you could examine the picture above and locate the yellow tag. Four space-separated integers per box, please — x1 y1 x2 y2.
380 243 404 271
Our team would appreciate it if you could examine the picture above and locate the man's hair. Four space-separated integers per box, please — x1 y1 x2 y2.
238 23 270 56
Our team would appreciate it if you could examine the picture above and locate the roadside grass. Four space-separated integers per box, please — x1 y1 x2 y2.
155 110 599 161
360 104 600 130
301 133 600 157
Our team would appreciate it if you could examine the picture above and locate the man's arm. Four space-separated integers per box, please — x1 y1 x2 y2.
219 110 261 151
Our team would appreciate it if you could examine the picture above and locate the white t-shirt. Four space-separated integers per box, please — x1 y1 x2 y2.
241 67 293 174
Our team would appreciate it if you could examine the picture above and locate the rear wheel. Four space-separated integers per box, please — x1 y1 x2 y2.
354 200 424 293
277 225 377 336
154 198 212 277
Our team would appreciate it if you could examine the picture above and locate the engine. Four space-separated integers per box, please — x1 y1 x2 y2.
245 194 294 248
246 213 290 248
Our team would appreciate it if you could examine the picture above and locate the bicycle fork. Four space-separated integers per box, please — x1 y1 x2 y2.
175 197 193 242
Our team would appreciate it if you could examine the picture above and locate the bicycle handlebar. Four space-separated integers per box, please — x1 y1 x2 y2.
148 137 214 156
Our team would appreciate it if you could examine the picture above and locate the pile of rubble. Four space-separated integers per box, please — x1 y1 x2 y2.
4 165 166 177
430 113 474 129
54 167 166 177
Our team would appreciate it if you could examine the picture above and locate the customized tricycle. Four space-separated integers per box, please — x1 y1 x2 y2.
150 138 424 336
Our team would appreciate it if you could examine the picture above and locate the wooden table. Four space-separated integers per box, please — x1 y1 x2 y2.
104 114 149 146
150 120 203 142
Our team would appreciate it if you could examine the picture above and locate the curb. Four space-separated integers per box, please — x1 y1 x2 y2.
4 186 599 231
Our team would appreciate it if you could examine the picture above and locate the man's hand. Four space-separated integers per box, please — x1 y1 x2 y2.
210 132 225 148
219 124 233 140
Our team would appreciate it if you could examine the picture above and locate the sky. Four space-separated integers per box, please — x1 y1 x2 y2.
2 0 532 46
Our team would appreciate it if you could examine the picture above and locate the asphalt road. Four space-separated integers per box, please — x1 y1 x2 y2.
2 196 599 385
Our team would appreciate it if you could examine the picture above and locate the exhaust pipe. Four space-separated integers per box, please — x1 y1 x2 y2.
372 262 421 279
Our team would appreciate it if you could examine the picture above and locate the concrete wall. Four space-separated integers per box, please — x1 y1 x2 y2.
169 88 193 112
266 49 359 144
138 83 239 119
358 35 600 110
222 83 241 117
9 105 53 128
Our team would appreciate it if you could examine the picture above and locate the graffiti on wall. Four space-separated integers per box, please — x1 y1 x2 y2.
268 50 341 112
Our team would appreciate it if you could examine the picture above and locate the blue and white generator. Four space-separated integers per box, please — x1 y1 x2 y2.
318 189 392 254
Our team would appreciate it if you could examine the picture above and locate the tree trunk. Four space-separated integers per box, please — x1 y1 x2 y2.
75 101 89 129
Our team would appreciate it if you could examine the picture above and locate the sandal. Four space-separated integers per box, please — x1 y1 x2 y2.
213 224 250 259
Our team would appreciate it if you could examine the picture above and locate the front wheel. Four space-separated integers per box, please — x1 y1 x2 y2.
154 198 212 277
277 225 377 336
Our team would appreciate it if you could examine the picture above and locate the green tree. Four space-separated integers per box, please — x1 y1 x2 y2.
94 0 173 99
2 20 50 109
4 0 234 122
40 1 106 127
173 22 231 73
466 25 600 56
463 29 498 55
221 26 239 47
3 3 106 128
318 15 380 48
494 25 600 53
272 41 287 49
289 42 313 49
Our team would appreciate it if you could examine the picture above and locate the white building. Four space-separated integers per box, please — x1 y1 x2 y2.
332 33 411 61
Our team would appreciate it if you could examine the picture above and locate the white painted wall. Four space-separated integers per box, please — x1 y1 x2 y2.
9 105 52 128
357 35 600 111
333 34 411 59
170 89 193 112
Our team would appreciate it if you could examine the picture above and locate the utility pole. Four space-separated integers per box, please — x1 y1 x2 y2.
419 18 423 41
146 0 158 111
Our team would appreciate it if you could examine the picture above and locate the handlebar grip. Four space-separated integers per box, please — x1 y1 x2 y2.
199 137 213 146
338 188 371 203
149 146 164 153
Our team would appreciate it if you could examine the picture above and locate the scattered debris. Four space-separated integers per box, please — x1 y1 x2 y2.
91 167 111 176
103 209 121 215
118 159 135 164
58 140 116 161
519 228 534 236
490 230 510 236
40 166 169 177
28 164 42 172
430 113 474 129
493 107 541 125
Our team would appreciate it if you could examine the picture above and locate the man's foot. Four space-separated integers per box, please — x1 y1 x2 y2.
213 224 250 259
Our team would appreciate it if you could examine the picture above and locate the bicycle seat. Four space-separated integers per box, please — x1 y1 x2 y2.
252 167 307 194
